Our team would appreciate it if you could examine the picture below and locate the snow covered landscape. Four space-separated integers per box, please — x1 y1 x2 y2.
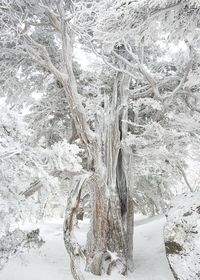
1 215 174 280
1 1 200 279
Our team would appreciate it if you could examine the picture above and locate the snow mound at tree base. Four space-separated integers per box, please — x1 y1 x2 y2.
164 192 200 280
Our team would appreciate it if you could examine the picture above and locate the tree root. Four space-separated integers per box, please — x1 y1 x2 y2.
107 258 127 276
88 250 127 276
63 174 129 279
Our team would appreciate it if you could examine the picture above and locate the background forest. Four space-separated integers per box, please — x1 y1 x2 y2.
0 1 200 280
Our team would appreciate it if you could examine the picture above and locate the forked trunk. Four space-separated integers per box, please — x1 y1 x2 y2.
84 154 134 276
83 74 134 276
54 22 134 277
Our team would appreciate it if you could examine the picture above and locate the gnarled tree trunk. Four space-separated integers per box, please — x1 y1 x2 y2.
63 73 134 277
23 1 134 277
62 72 134 278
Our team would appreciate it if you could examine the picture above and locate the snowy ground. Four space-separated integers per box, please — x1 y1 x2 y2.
0 215 174 280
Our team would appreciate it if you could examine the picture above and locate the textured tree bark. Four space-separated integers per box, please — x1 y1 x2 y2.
106 74 134 272
23 2 134 277
85 175 109 275
83 74 134 275
62 73 134 277
46 51 134 277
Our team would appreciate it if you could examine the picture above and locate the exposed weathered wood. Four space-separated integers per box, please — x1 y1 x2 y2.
63 174 90 280
23 2 135 278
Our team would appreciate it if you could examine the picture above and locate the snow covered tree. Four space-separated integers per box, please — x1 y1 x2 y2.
0 99 83 236
2 0 200 279
0 1 134 276
78 0 200 201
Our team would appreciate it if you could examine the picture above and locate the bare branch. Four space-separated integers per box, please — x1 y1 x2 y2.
112 50 141 79
76 32 140 80
130 88 153 100
176 162 194 192
129 74 183 103
69 119 79 143
39 0 62 32
27 21 50 27
56 0 64 18
23 25 64 81
164 43 193 103
151 1 183 17
21 170 84 198
102 56 139 80
24 45 47 68
129 84 150 94
21 180 42 198
123 41 162 100
123 41 139 63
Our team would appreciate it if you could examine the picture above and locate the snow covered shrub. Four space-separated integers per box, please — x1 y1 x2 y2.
0 228 44 270
164 192 200 280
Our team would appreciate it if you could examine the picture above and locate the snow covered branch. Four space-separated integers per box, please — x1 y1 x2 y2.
164 43 193 103
23 28 63 81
